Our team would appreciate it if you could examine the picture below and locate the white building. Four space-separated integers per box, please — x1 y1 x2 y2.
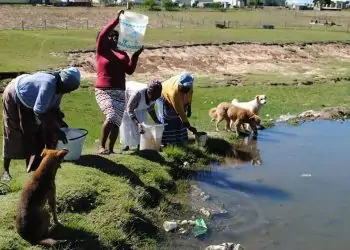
213 0 245 7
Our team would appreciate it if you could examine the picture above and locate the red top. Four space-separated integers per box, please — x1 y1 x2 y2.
95 18 139 90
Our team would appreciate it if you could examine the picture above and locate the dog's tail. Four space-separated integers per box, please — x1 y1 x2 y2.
231 98 238 104
209 108 217 121
38 238 67 246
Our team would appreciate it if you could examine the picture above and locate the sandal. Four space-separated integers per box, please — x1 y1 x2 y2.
1 172 12 182
97 147 110 155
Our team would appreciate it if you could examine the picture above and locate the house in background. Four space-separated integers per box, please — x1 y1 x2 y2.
0 0 91 5
212 0 245 7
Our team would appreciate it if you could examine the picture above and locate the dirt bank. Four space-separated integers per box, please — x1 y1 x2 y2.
69 42 350 82
278 106 350 124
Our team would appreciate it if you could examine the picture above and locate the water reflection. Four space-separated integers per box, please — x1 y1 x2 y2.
225 136 262 167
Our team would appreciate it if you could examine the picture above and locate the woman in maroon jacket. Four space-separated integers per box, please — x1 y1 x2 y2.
95 10 144 154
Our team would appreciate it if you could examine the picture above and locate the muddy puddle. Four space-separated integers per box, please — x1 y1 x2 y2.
165 120 350 250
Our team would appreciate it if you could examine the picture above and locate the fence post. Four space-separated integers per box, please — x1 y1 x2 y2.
21 20 24 31
86 20 89 30
66 20 68 30
44 19 46 30
236 20 238 28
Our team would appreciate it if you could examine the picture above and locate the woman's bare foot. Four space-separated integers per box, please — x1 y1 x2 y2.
97 147 110 155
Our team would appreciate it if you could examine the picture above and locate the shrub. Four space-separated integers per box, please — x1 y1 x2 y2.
162 0 176 11
144 0 158 11
210 2 222 8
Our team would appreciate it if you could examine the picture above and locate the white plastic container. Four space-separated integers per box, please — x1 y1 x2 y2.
56 128 88 161
139 123 165 151
118 11 149 52
195 132 208 147
163 221 178 232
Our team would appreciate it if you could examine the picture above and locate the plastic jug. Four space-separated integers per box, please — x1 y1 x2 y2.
118 11 149 52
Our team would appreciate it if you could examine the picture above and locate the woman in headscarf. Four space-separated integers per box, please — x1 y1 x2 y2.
1 67 81 182
119 80 162 151
95 10 144 155
157 72 197 145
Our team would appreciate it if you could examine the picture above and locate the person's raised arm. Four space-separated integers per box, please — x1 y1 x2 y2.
125 46 144 75
96 10 124 53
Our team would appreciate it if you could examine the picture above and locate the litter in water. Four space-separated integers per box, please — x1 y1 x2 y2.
205 242 244 250
200 207 211 218
193 218 208 237
300 173 312 178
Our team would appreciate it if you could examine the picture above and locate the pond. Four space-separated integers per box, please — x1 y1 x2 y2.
166 120 350 250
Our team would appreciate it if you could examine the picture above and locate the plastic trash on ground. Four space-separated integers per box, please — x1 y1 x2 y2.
193 218 207 237
163 221 178 232
276 113 296 123
205 243 244 250
200 207 211 218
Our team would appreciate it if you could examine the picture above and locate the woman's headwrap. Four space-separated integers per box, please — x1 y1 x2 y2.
178 72 194 89
147 80 162 98
58 67 81 93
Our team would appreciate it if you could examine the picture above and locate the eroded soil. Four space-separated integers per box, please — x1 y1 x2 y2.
69 42 350 83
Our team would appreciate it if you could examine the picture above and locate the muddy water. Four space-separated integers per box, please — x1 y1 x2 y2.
166 120 350 250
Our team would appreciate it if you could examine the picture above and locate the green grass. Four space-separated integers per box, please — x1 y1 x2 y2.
1 77 350 249
1 5 350 247
1 28 350 72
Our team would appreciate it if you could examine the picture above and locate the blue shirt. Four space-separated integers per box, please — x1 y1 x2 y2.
15 72 62 114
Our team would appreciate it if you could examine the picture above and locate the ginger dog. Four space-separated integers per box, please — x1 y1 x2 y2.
16 148 69 246
231 94 267 131
208 102 233 131
227 105 261 137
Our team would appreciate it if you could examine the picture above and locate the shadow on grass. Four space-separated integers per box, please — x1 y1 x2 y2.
49 224 106 250
131 147 202 182
73 155 162 208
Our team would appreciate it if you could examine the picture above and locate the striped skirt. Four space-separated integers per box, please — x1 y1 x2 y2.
157 96 188 144
95 88 125 127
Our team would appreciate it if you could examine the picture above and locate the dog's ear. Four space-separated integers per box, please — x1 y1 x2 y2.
41 148 48 157
255 95 259 101
56 149 69 161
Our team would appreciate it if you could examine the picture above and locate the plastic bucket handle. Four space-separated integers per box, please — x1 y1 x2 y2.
66 128 89 141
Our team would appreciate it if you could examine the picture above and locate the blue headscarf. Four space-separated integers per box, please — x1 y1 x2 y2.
178 72 194 89
59 67 81 92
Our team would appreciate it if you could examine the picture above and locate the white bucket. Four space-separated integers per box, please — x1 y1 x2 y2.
56 128 88 161
195 132 208 147
139 123 165 151
118 11 149 52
